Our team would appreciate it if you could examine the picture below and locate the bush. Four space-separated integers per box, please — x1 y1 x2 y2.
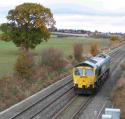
14 51 35 80
110 36 120 42
111 78 125 119
73 43 84 62
0 76 25 111
90 42 99 56
121 63 125 70
40 48 66 71
109 36 121 48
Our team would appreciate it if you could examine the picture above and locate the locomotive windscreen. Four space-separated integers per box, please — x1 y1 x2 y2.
74 67 94 76
86 69 94 76
75 68 85 76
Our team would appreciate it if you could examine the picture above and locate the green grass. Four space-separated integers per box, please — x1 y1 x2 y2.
35 37 109 55
0 36 109 77
0 31 3 34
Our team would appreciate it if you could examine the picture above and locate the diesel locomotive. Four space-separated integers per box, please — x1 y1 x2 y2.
73 53 111 94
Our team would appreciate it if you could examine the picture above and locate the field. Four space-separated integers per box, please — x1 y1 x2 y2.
0 36 109 77
0 31 3 34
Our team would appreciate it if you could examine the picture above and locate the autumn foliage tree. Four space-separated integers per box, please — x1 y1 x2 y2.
90 42 99 56
0 3 55 51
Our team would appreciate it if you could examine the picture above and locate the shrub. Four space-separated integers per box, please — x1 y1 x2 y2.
73 43 84 62
14 51 35 80
121 63 125 70
0 76 25 111
110 36 120 42
90 42 99 56
40 48 66 71
110 36 121 48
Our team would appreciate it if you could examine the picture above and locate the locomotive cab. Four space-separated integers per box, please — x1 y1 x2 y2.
73 53 110 94
73 66 96 94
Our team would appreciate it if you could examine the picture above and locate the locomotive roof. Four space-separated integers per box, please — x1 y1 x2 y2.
75 53 110 68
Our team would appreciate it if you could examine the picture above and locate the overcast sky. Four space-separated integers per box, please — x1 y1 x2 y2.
0 0 125 33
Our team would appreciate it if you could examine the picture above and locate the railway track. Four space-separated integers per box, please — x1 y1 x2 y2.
53 46 125 119
0 45 124 119
70 97 92 119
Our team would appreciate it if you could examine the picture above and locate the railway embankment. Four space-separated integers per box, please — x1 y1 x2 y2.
111 60 125 119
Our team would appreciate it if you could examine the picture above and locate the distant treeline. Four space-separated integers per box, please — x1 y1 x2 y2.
49 27 125 39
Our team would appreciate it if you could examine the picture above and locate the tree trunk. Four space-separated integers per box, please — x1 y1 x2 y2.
20 43 29 52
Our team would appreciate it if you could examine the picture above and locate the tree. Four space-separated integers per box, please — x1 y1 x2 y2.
0 3 55 51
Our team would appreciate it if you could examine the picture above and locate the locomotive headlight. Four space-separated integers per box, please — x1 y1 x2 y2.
74 81 77 84
73 81 76 86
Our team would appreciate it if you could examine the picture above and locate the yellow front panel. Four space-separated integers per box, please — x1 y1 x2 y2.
73 67 96 88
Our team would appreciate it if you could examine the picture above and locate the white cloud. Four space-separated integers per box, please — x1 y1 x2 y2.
55 15 125 32
1 0 125 32
101 0 125 10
